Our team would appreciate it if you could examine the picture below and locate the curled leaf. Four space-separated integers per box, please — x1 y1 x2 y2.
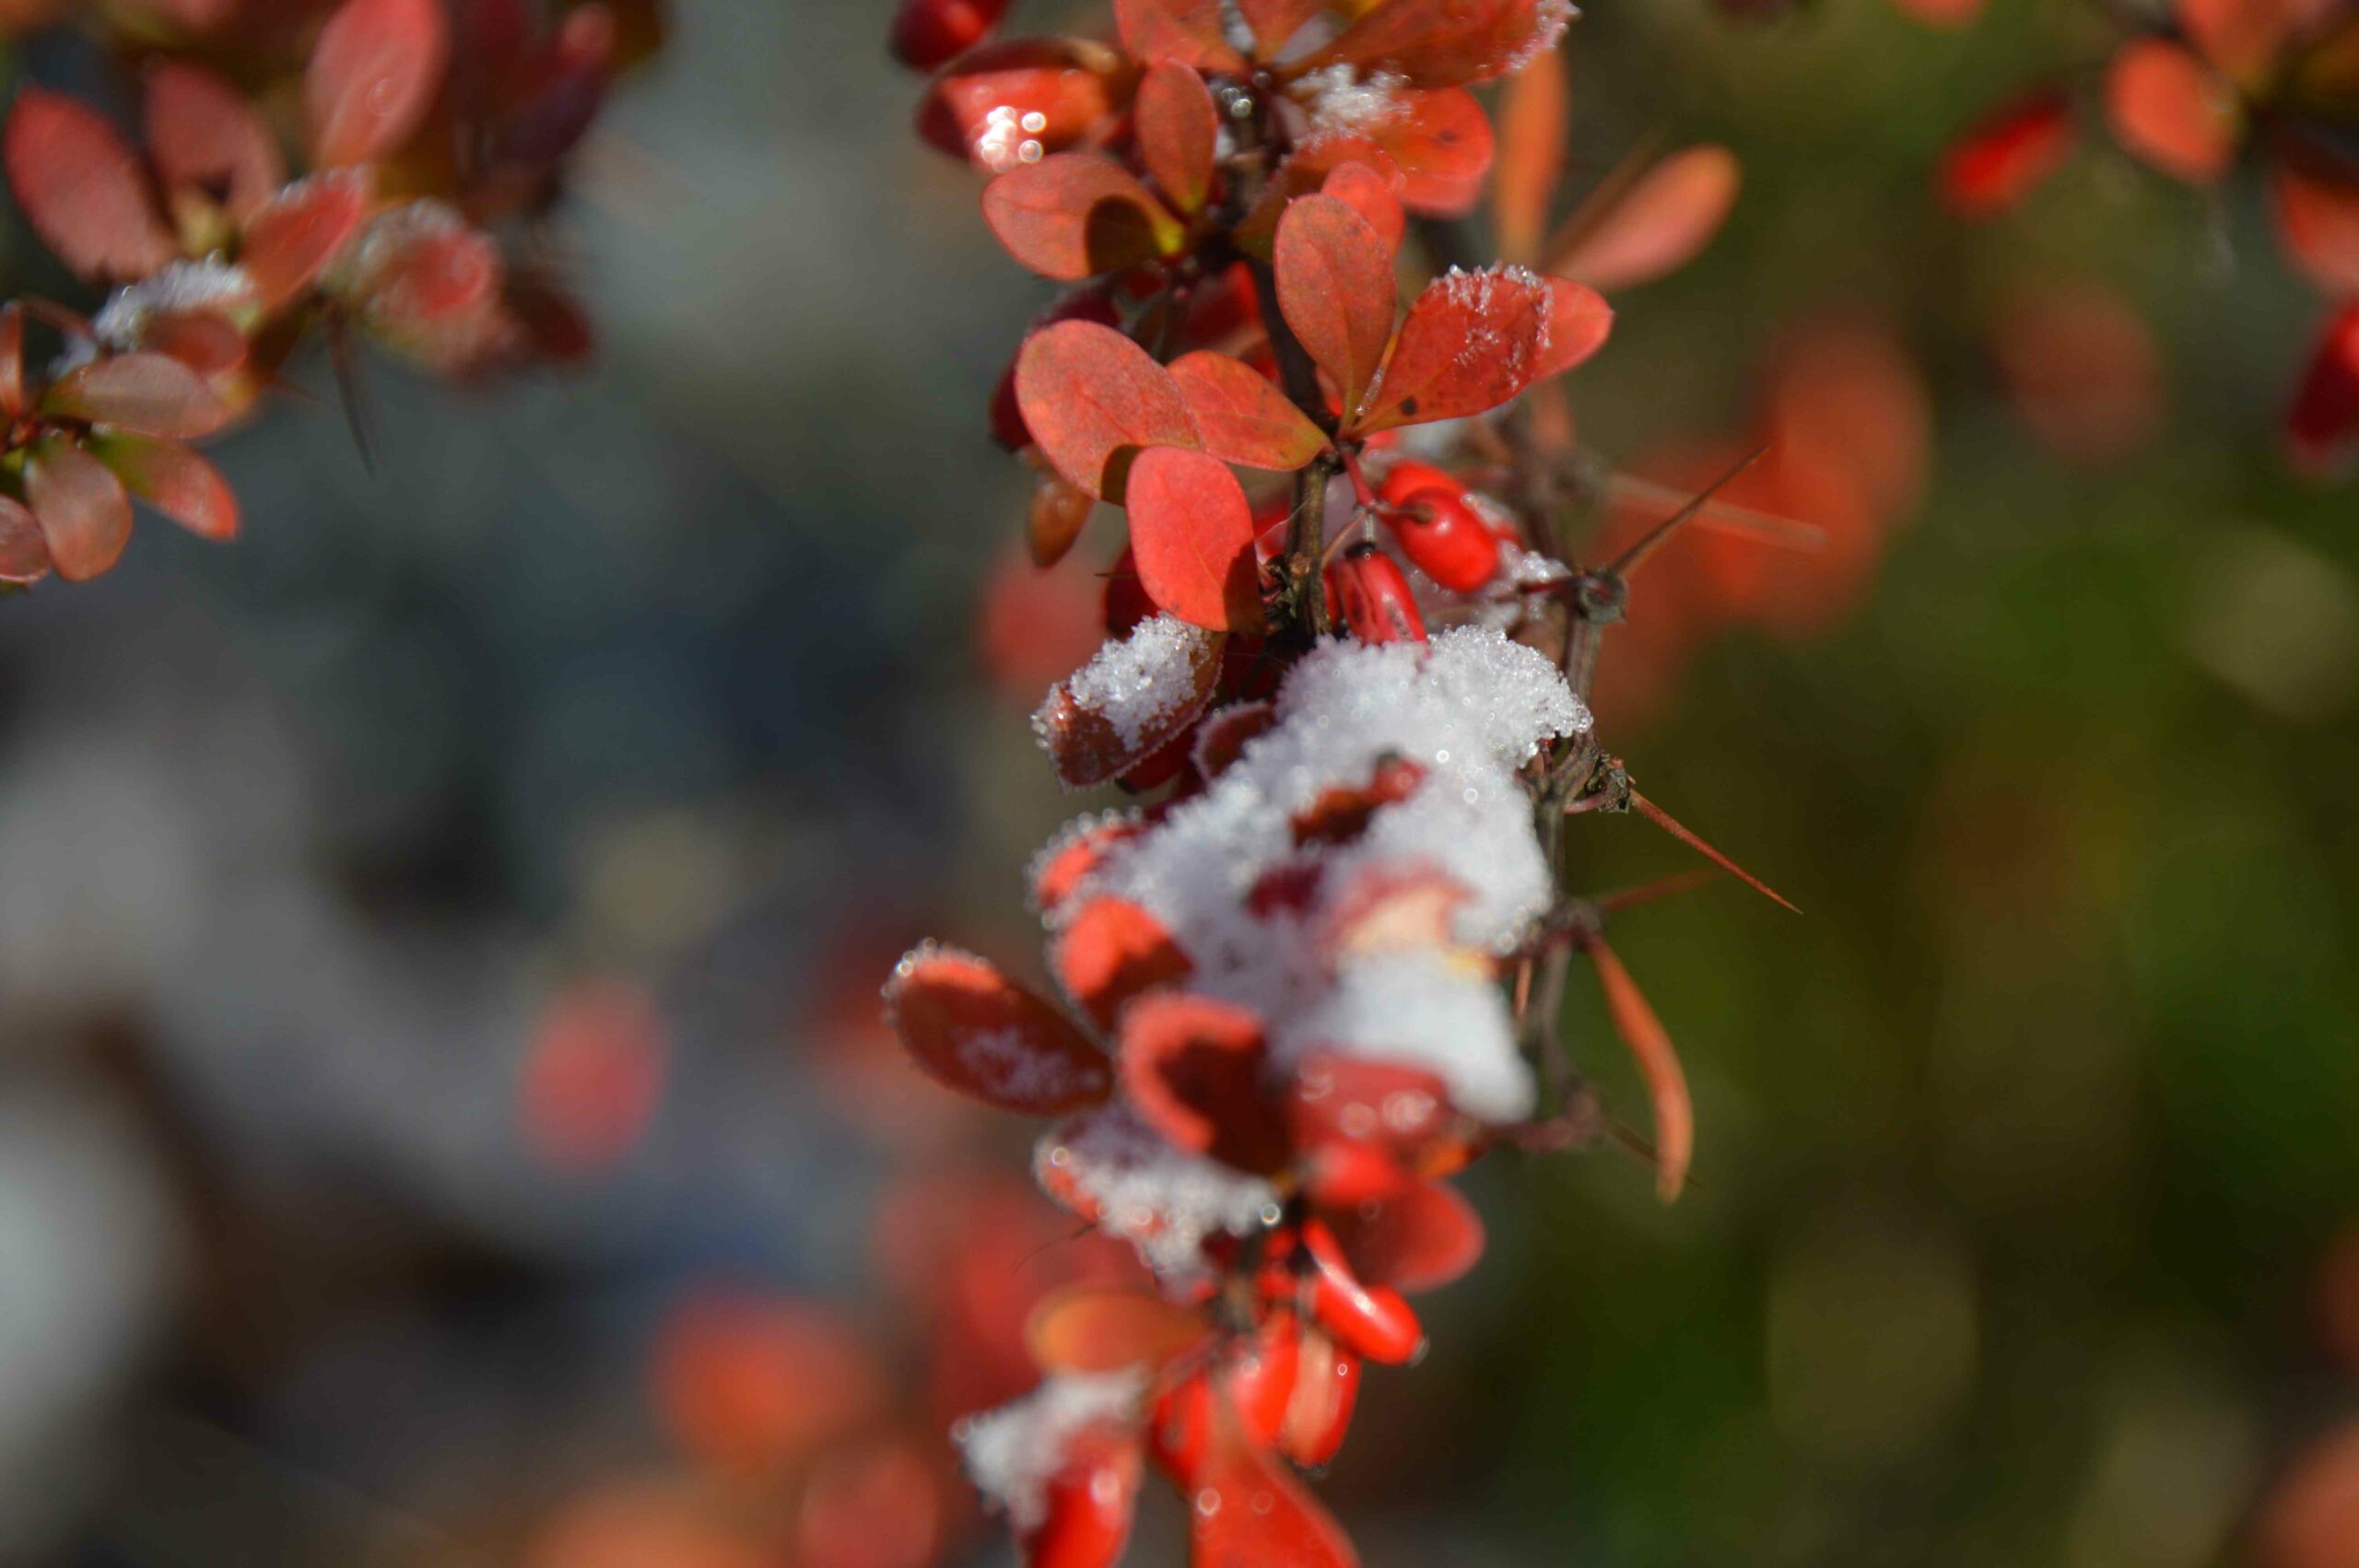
884 944 1112 1114
1032 614 1225 787
1582 935 1691 1202
1120 990 1286 1171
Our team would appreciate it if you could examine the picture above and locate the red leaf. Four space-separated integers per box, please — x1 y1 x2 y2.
1113 0 1248 71
1192 699 1275 778
1237 0 1325 55
1169 351 1328 471
1135 63 1219 216
1583 936 1691 1202
1191 1406 1362 1568
27 438 135 583
42 352 232 439
2286 304 2359 478
2271 156 2359 297
884 944 1113 1114
144 311 252 380
2 88 174 281
0 301 22 420
2105 39 2240 183
1032 616 1226 787
1119 990 1287 1171
306 0 452 166
85 433 239 542
1236 135 1404 255
1355 263 1551 431
1545 144 1740 291
1532 275 1613 380
1052 896 1195 1029
1014 320 1200 500
1031 813 1146 915
1124 445 1267 632
982 153 1182 280
0 496 51 584
145 62 285 223
241 171 369 310
1939 88 2076 217
1273 193 1397 423
917 39 1127 174
1366 85 1494 216
1331 1180 1485 1293
2181 0 2329 84
1028 465 1097 567
1301 0 1570 88
1493 41 1567 263
1289 1053 1455 1162
1027 1285 1209 1375
1320 161 1405 256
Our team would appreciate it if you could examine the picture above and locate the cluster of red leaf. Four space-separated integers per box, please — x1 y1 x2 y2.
883 3 1802 1563
0 0 640 589
1936 0 2359 474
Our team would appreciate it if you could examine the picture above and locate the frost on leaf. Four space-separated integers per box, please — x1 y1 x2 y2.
1356 263 1554 431
956 1370 1146 1533
1036 1104 1283 1285
1034 614 1225 789
885 944 1113 1114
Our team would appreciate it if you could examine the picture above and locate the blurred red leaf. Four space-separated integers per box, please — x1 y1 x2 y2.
2182 0 2330 83
1114 0 1249 70
0 497 50 585
1939 88 2077 216
518 976 666 1170
43 352 232 440
1031 814 1146 915
1363 85 1494 216
1193 1405 1363 1566
917 39 1127 174
2286 304 2359 478
651 1293 889 1475
2 88 174 281
1014 320 1200 500
241 171 370 310
1493 41 1567 263
1582 935 1691 1201
2257 1418 2359 1568
1532 275 1614 380
1027 1284 1208 1375
1135 62 1220 215
1120 990 1287 1170
1169 351 1328 471
1238 0 1325 54
2271 156 2359 297
0 302 25 420
1302 0 1569 88
982 152 1182 280
1332 1180 1485 1293
307 0 451 166
1124 444 1267 631
1053 896 1195 1030
1033 614 1226 785
2105 39 2240 182
1274 193 1397 422
1546 144 1740 291
1989 279 2164 465
28 438 134 582
87 433 240 542
1320 160 1406 256
885 946 1113 1114
145 63 285 224
1355 264 1551 431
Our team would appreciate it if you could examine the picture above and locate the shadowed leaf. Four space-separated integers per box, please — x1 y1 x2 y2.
43 352 232 439
1135 62 1220 215
1055 897 1196 1030
982 153 1183 280
146 62 284 222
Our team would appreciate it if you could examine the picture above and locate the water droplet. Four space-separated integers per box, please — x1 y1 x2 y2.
1195 1488 1221 1516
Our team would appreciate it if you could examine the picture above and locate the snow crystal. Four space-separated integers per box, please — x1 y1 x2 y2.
1043 614 1215 753
1275 950 1532 1120
957 1369 1146 1533
1038 1104 1282 1286
958 1026 1097 1106
92 257 256 349
1295 64 1408 134
1433 263 1553 373
1504 0 1579 78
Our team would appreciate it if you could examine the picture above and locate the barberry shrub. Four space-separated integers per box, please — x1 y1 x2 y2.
881 2 1803 1562
0 0 632 590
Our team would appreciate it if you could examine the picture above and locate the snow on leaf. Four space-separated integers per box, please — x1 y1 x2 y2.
1169 351 1329 472
1532 275 1613 380
1014 320 1201 501
1353 263 1552 432
956 1371 1146 1535
1273 193 1397 425
306 0 452 167
1035 1104 1282 1284
1135 62 1221 216
2 87 174 282
1119 990 1288 1172
884 944 1113 1114
1123 445 1268 632
981 153 1184 281
1034 613 1225 788
1301 0 1572 88
1546 144 1741 292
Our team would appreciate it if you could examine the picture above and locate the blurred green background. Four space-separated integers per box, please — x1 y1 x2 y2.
1 0 2355 1564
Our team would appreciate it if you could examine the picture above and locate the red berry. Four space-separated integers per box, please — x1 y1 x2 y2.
888 0 1011 71
1387 486 1501 592
1376 460 1459 509
1324 544 1426 645
1281 1331 1363 1469
1022 1428 1142 1568
1300 1219 1425 1365
1227 1310 1301 1445
1147 1371 1213 1483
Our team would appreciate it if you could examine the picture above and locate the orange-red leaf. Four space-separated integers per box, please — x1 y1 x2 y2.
87 433 239 542
1169 351 1328 471
1273 193 1397 422
1546 144 1739 291
1236 135 1404 255
1939 88 2077 217
1135 63 1220 216
1355 263 1551 431
1113 0 1248 71
241 171 370 310
917 39 1128 174
2105 39 2240 183
1191 1427 1361 1568
1124 444 1267 631
1366 85 1494 216
1532 275 1613 380
27 438 134 583
1584 936 1691 1202
1033 617 1226 787
1320 161 1405 256
0 496 50 584
42 352 232 439
884 944 1113 1114
145 62 284 223
1303 0 1570 89
1493 41 1567 263
1332 1180 1485 1293
2271 156 2359 297
2 88 174 282
1055 896 1195 1029
1015 320 1200 501
1120 990 1286 1171
1027 1286 1209 1375
306 0 451 166
2181 0 2328 84
982 153 1183 281
1028 465 1097 568
1237 0 1325 54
